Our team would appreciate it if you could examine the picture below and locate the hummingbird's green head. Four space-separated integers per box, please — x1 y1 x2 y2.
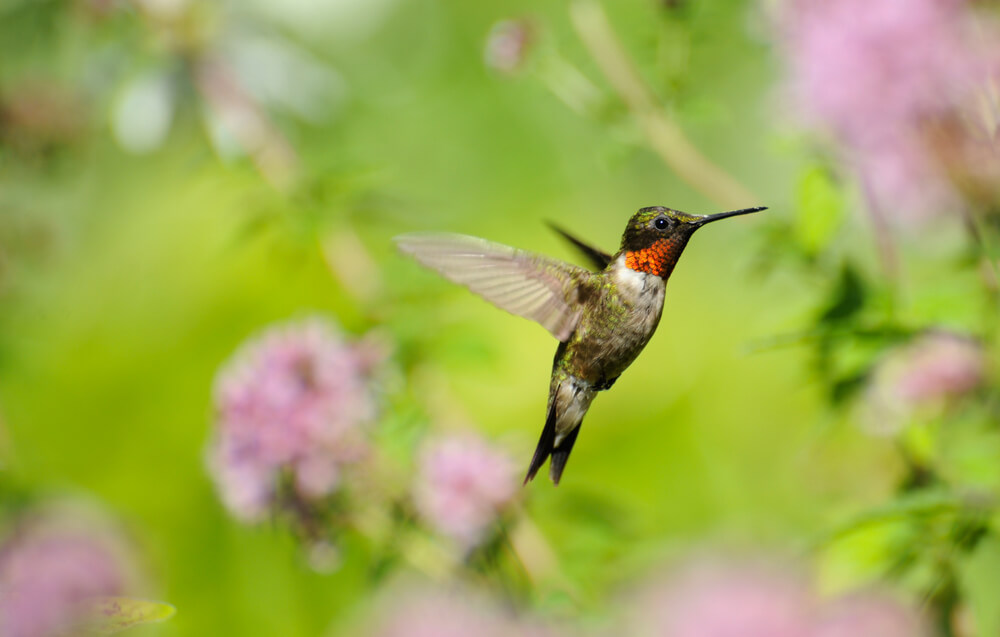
620 205 766 278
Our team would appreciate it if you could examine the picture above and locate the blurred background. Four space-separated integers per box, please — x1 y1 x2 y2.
1 0 999 635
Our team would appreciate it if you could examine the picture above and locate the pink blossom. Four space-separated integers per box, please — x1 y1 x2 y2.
370 589 512 637
209 318 378 521
864 331 985 432
890 333 986 402
368 587 564 637
414 433 518 549
636 560 814 637
484 19 536 75
778 0 1000 218
813 594 927 637
633 559 927 637
0 511 132 637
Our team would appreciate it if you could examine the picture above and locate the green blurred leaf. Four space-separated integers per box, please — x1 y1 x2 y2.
828 372 867 404
819 265 866 324
82 597 176 635
957 534 1000 636
900 424 936 469
816 517 911 592
822 489 962 544
794 166 844 254
816 490 990 594
942 423 1000 491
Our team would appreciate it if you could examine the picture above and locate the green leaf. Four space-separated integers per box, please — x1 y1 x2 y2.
81 597 176 634
942 425 1000 491
815 518 910 593
957 534 1000 636
820 490 962 544
819 265 866 324
794 166 845 254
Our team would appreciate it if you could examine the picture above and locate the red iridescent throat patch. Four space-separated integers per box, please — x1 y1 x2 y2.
624 238 679 278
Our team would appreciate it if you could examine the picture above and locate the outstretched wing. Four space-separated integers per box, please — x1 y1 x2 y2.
395 233 589 341
547 222 613 271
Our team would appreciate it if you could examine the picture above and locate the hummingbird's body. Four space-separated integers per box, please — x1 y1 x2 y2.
537 255 666 481
396 204 765 484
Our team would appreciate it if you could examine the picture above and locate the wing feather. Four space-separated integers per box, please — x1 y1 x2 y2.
395 233 589 341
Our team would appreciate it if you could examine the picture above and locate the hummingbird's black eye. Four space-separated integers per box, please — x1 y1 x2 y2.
654 217 669 230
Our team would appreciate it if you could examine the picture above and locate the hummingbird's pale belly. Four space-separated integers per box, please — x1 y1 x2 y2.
561 258 666 387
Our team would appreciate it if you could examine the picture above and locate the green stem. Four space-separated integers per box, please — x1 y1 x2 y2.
535 54 604 116
568 0 758 208
964 209 1000 311
922 568 958 637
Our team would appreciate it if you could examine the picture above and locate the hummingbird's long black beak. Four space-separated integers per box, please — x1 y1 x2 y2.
694 206 767 226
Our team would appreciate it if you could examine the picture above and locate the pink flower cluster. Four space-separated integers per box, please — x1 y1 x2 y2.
0 511 132 637
887 332 986 403
779 0 1000 217
366 561 924 637
414 433 518 549
369 587 559 637
484 19 536 75
865 331 985 432
209 318 378 522
636 560 926 637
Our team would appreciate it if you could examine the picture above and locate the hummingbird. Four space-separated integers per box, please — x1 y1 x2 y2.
395 204 765 485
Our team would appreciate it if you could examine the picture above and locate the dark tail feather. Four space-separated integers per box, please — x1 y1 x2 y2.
524 400 558 485
548 424 581 485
